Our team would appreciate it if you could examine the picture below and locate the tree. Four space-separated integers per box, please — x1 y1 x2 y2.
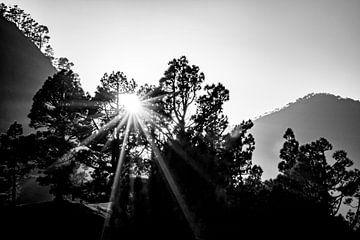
147 56 262 240
156 57 231 185
0 122 36 206
278 128 299 174
220 120 257 191
192 83 229 147
33 24 50 50
86 73 164 240
159 56 204 137
28 70 91 200
4 5 24 27
1 4 53 55
343 169 360 230
44 45 54 61
0 3 7 17
82 71 138 200
276 128 360 221
53 57 75 71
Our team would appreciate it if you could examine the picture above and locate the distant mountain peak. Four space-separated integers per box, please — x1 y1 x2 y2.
254 92 360 121
251 92 360 180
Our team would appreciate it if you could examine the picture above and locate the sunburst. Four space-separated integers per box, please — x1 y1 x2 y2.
48 89 199 239
118 93 143 115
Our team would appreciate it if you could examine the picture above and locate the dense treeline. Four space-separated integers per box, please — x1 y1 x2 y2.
0 3 360 240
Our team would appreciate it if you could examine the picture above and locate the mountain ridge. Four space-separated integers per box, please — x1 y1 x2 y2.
251 92 360 180
253 92 360 121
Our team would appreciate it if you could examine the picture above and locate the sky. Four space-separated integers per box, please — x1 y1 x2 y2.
3 0 360 124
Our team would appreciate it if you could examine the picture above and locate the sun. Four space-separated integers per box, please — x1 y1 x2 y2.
119 93 143 115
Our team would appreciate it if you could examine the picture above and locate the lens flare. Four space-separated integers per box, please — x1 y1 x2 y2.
135 115 203 240
48 89 202 240
119 94 143 115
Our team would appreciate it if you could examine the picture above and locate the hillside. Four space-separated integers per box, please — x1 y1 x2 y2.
251 93 360 180
0 17 56 133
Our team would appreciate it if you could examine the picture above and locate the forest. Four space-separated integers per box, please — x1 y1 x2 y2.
0 3 359 240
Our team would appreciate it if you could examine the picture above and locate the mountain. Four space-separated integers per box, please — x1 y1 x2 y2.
251 93 360 180
0 17 56 133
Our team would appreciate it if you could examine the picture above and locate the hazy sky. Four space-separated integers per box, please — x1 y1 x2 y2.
4 0 360 124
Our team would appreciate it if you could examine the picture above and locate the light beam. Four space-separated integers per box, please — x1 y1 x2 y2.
101 116 132 240
119 93 143 115
135 115 204 240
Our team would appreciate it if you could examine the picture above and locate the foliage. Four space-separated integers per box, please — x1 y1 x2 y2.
78 72 160 204
52 57 75 72
79 71 138 201
159 56 204 136
0 122 36 206
28 70 91 200
1 4 52 56
147 56 262 239
278 128 299 173
92 71 137 123
276 128 360 221
220 120 259 191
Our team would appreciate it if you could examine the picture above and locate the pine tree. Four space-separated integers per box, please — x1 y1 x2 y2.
28 70 91 200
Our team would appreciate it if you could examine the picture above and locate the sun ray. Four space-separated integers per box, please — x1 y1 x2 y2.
81 114 121 146
48 110 131 169
142 109 219 187
141 108 170 127
112 112 130 136
141 108 177 139
99 112 130 153
101 115 132 240
141 92 169 104
47 89 207 239
135 115 203 240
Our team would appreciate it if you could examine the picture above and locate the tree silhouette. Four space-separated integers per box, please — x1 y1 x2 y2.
0 122 36 206
87 73 167 239
159 56 204 137
278 128 299 173
52 57 75 71
343 169 360 230
28 70 91 200
0 3 8 17
1 4 52 54
81 71 137 201
146 56 262 240
220 120 258 191
275 128 360 230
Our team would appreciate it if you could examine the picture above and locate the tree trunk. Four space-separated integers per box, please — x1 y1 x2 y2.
111 137 120 174
11 168 16 205
351 197 360 230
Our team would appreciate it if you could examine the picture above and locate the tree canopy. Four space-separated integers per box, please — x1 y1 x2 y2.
0 122 37 206
28 70 91 200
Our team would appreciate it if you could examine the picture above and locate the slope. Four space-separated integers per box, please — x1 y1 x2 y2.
0 17 56 133
251 93 360 180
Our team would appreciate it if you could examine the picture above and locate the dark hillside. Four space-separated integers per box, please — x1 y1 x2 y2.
0 17 56 133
